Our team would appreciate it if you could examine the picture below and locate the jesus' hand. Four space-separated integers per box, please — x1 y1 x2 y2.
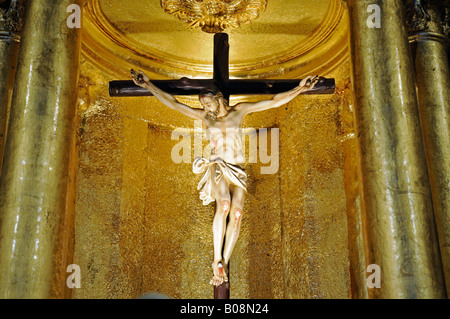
299 75 320 90
131 69 150 87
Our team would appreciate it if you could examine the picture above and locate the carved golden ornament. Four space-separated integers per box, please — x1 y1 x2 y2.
160 0 268 33
0 0 25 41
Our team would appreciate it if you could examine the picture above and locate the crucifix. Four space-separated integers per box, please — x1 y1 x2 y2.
109 33 335 299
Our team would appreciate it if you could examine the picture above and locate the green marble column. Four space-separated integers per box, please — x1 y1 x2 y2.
0 0 81 298
347 0 446 298
0 0 24 174
407 0 450 293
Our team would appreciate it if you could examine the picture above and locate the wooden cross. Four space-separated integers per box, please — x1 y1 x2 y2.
109 33 335 100
109 33 335 299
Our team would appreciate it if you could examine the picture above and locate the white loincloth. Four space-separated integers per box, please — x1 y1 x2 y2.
192 157 247 205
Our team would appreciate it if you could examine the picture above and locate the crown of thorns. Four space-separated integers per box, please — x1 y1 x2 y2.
199 86 223 98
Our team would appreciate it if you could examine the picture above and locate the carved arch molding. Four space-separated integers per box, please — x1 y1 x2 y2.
82 0 349 80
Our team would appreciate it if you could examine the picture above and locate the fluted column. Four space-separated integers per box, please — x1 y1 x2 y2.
0 1 24 174
347 0 446 298
406 0 450 293
0 0 82 298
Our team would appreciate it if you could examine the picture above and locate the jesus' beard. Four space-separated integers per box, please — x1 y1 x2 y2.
206 109 220 121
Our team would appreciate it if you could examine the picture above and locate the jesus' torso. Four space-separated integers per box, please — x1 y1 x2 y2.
202 108 245 166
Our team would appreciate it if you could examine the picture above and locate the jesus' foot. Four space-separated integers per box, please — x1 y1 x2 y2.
210 260 228 286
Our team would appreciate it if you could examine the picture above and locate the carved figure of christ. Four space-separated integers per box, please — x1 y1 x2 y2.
131 69 319 286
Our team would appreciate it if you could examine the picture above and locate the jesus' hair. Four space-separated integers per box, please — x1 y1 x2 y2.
199 86 228 105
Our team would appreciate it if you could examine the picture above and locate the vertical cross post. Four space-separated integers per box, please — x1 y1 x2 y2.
214 281 230 299
214 33 230 101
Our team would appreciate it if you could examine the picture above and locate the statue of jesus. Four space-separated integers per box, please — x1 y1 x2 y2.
131 69 319 286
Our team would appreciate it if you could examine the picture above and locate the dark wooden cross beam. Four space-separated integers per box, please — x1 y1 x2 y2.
109 33 335 300
109 33 335 101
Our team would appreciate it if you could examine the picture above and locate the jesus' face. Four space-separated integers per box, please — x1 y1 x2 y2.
199 95 220 115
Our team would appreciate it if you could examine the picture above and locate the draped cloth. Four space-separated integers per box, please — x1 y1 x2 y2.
193 157 247 205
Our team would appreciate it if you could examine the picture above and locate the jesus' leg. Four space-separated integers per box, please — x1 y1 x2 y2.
222 186 245 266
210 178 231 286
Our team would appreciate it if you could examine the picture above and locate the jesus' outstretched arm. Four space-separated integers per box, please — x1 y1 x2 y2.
233 75 320 115
131 69 204 120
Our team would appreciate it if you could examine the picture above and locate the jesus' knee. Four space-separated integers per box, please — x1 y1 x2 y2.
218 200 230 216
231 207 243 224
